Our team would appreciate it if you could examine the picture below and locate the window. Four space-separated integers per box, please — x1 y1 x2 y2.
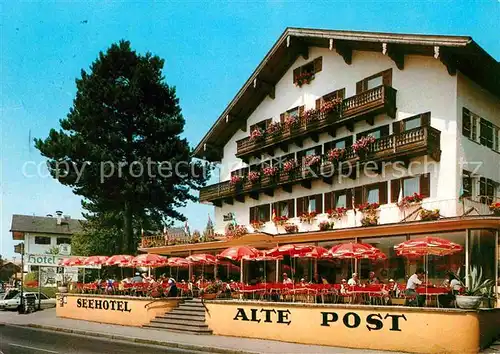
359 236 407 282
404 117 421 131
463 107 499 152
249 204 271 223
357 125 390 140
273 199 295 218
390 174 430 203
293 57 323 85
230 167 248 177
40 293 49 300
356 69 392 94
34 236 51 245
324 189 353 211
56 237 71 245
297 194 323 216
402 177 419 197
462 170 473 198
297 146 321 163
272 153 294 168
479 177 496 205
315 88 346 110
249 118 272 133
393 112 430 134
280 106 304 123
353 182 388 206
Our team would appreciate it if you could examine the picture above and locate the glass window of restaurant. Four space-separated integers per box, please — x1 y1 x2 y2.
468 229 497 289
409 231 466 284
318 239 355 284
360 235 407 283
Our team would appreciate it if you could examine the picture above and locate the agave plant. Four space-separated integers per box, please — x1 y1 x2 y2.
461 266 495 296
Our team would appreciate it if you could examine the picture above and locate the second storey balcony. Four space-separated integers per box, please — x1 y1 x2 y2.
236 85 397 162
200 125 441 205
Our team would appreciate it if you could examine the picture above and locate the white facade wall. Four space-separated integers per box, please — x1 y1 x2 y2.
214 48 461 234
24 233 72 255
457 72 500 183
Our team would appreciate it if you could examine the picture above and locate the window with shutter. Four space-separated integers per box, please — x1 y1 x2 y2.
379 181 388 205
315 194 323 213
313 57 323 73
365 183 381 204
293 57 323 85
402 176 419 197
419 173 431 198
249 207 255 223
324 136 351 152
462 108 471 138
392 121 403 135
296 197 305 217
357 124 390 140
287 199 295 218
354 187 363 207
298 105 305 118
480 118 494 148
461 171 472 198
335 190 348 208
357 69 392 94
391 179 401 203
324 192 333 212
346 189 353 209
479 177 486 203
486 179 495 205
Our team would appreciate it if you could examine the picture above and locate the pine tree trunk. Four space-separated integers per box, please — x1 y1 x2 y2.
123 201 134 254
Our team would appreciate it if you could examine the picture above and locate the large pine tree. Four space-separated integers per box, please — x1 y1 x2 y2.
36 41 209 253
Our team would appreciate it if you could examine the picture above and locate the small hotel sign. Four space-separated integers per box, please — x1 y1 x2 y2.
26 254 101 268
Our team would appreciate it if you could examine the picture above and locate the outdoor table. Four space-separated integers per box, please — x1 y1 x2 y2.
417 287 450 307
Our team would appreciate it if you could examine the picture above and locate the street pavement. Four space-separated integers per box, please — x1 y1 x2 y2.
0 325 208 354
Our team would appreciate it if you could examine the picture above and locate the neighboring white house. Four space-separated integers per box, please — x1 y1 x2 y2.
194 28 500 235
10 212 84 273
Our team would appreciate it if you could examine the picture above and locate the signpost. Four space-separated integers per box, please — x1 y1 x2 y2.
14 243 24 313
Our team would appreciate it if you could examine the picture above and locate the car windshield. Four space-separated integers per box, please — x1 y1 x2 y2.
4 290 19 300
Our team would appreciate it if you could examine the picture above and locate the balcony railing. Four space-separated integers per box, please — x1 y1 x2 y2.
236 85 397 159
200 125 440 204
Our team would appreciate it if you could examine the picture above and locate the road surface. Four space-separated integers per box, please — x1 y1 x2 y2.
0 325 209 354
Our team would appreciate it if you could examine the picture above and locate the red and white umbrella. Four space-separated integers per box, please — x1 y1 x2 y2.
394 236 463 257
293 246 330 259
217 246 260 261
266 244 315 257
167 257 191 268
105 255 134 267
186 254 217 265
59 256 85 267
130 254 167 267
329 242 383 259
83 256 109 266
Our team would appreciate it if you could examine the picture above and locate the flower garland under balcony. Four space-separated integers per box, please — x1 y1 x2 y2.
295 71 315 87
327 207 348 220
299 211 317 224
420 209 440 221
352 135 376 157
326 147 346 163
319 221 334 231
230 174 246 186
489 202 500 216
248 171 261 184
397 192 424 209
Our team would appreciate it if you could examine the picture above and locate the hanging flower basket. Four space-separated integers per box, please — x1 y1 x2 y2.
420 209 440 221
327 207 348 219
248 171 261 184
284 223 299 233
326 148 346 163
319 221 334 231
249 127 264 141
397 193 424 208
352 135 376 158
489 202 500 216
251 220 264 232
273 215 289 226
361 214 379 227
299 211 317 224
230 175 246 186
295 71 315 87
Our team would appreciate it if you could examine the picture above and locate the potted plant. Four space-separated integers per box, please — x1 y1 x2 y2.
262 166 279 180
327 207 348 220
200 282 221 300
58 273 73 293
456 266 495 309
489 202 500 216
284 116 299 130
295 71 315 87
225 225 248 239
273 215 289 226
361 214 379 226
420 208 440 221
326 148 346 164
352 135 376 158
251 220 264 232
248 171 260 184
266 121 281 138
249 127 264 141
299 211 317 224
319 221 334 231
283 223 298 234
283 159 298 176
320 98 343 115
397 192 424 208
229 174 246 186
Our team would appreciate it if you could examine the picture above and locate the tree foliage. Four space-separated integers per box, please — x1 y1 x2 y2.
36 41 209 253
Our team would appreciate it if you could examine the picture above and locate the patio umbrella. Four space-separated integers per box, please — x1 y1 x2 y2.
167 257 191 279
83 256 109 280
293 246 331 282
186 254 217 282
266 244 315 283
105 255 134 267
329 243 386 282
59 256 86 284
217 246 260 283
394 236 463 301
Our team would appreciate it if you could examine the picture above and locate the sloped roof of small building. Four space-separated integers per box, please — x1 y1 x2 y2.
194 27 500 161
10 214 84 235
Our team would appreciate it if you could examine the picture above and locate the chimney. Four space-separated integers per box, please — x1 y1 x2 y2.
55 211 63 225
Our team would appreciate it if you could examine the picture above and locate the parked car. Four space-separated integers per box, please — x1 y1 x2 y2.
0 292 56 310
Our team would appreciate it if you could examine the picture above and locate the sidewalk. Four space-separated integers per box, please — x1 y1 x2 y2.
0 309 394 354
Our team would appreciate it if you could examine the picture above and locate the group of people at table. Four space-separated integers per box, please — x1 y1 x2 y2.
78 267 462 307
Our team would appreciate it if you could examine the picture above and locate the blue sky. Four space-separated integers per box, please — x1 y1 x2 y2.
1 1 499 258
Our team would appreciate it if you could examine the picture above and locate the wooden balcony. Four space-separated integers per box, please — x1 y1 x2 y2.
236 85 397 161
200 125 440 205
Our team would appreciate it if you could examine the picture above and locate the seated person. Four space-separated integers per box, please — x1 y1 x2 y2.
340 279 348 294
438 272 462 307
347 273 360 286
405 268 426 306
367 271 380 285
282 273 293 285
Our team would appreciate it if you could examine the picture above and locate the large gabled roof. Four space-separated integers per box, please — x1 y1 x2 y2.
194 27 500 161
10 214 84 236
